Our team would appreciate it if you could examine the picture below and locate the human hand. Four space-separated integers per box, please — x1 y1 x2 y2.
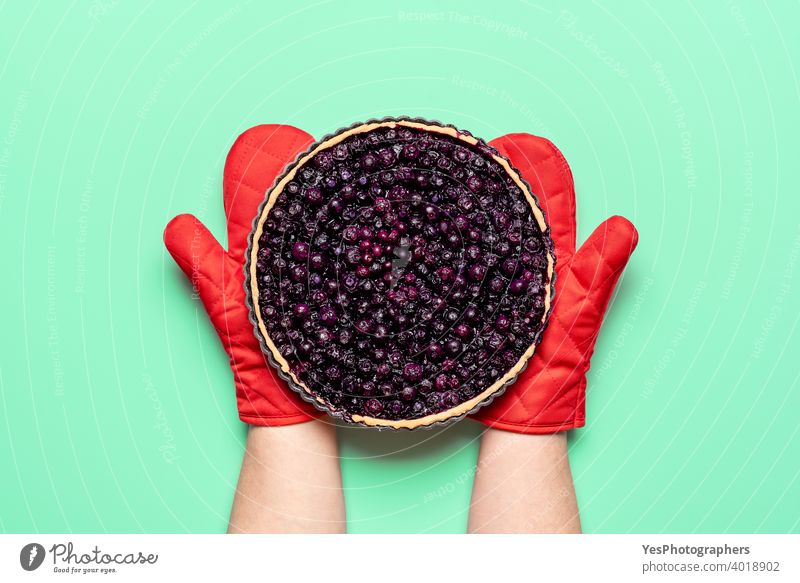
472 133 638 433
164 124 323 426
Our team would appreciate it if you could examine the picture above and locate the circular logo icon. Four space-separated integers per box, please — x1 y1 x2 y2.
20 543 45 571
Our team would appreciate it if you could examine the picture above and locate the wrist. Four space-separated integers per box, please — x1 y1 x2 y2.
476 415 584 434
480 425 569 456
246 418 337 450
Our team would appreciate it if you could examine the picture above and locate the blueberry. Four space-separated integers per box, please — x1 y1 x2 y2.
442 391 460 408
427 343 444 361
454 323 472 339
329 199 344 214
362 154 378 170
500 259 517 276
509 279 528 295
402 143 420 160
345 247 363 265
463 305 478 321
487 334 504 351
489 277 505 293
341 186 357 202
437 266 455 282
445 339 462 355
403 363 424 382
454 147 471 163
319 306 338 326
524 237 543 253
343 273 358 290
496 314 510 331
309 253 324 270
467 175 483 192
378 149 396 166
468 264 487 282
343 226 359 242
290 265 306 282
332 144 349 160
292 241 309 261
326 365 342 380
365 398 383 415
305 186 323 205
458 196 475 212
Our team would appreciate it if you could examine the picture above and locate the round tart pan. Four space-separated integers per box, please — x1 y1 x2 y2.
245 117 556 429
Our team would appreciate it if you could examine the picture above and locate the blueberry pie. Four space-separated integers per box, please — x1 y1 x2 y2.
246 118 555 429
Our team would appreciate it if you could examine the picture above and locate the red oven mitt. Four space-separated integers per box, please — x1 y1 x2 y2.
164 124 323 426
472 133 638 433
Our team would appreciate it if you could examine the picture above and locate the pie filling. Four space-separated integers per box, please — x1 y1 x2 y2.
248 119 553 427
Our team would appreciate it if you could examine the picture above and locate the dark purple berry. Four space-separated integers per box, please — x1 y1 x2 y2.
496 314 510 331
427 343 444 361
402 143 420 159
403 363 424 382
468 264 487 281
319 306 338 326
362 154 377 170
509 279 528 295
292 241 309 261
305 186 323 205
467 175 483 192
437 266 455 282
365 399 383 415
343 226 359 242
454 324 472 339
309 253 324 270
501 259 518 276
290 265 306 282
401 387 417 401
445 339 462 355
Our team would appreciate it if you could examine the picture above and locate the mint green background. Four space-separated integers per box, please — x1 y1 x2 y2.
1 1 798 534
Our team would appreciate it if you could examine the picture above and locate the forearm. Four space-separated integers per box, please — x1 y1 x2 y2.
228 420 345 533
468 428 581 533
